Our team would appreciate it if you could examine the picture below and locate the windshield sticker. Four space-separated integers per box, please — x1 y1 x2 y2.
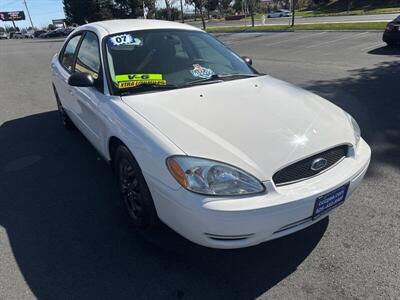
108 34 142 47
115 74 163 82
190 64 214 79
115 74 166 89
118 80 167 89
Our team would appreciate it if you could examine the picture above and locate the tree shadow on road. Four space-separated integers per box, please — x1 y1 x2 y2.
0 111 327 300
305 60 400 173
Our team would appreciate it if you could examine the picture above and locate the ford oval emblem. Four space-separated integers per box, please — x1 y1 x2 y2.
311 158 328 171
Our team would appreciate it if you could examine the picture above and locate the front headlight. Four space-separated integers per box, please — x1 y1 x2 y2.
347 113 361 147
166 156 265 196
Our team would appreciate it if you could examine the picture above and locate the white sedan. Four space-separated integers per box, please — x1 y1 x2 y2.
267 9 291 18
51 19 371 249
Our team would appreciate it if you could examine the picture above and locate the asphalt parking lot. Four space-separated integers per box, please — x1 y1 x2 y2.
0 32 399 299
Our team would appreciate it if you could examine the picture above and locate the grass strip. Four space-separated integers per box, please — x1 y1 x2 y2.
206 22 387 33
296 7 400 18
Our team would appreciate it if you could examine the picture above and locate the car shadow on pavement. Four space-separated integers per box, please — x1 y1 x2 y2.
368 45 400 56
305 60 400 173
0 111 327 300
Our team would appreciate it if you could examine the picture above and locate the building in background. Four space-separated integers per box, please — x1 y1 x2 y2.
52 19 66 28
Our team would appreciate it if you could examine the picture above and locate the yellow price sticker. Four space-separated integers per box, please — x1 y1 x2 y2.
115 74 163 82
117 80 167 89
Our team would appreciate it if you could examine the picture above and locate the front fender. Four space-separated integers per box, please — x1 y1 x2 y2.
102 98 185 190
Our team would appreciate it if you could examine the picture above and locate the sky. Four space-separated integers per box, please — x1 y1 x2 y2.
0 0 66 29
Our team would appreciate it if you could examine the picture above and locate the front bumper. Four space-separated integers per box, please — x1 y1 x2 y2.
147 139 371 249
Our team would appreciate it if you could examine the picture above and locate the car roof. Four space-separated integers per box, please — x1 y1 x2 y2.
76 19 202 38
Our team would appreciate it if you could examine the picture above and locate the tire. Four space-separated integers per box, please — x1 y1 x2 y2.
54 91 76 130
114 145 159 230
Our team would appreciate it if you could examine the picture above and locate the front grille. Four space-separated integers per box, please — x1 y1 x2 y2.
273 145 348 186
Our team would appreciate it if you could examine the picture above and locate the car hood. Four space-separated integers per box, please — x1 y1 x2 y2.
122 75 355 181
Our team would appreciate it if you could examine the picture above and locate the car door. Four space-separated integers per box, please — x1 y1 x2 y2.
52 33 83 125
69 31 108 152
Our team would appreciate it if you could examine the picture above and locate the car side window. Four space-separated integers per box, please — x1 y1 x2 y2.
61 35 82 72
74 32 101 81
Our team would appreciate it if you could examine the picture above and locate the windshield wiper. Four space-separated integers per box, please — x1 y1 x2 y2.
117 83 179 95
186 73 261 86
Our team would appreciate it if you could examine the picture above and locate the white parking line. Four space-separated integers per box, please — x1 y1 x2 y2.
263 31 327 47
361 43 386 52
225 32 293 44
305 32 369 48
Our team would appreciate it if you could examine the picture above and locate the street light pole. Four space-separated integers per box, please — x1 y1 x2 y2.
23 0 34 28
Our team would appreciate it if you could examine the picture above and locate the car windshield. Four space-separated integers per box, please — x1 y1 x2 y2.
105 29 257 93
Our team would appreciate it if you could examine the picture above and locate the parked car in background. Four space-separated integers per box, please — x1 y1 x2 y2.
63 27 74 36
40 28 66 38
34 30 46 38
383 15 400 46
267 9 291 18
24 32 34 39
12 32 24 39
0 32 8 39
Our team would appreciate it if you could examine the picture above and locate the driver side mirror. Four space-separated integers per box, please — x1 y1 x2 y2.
242 56 252 66
68 72 94 87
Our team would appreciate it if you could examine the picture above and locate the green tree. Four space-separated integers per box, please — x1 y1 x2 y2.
92 0 114 21
155 7 180 20
232 0 242 12
63 0 113 24
186 0 206 29
145 0 157 18
114 0 144 18
248 0 259 26
219 0 232 16
63 0 95 24
164 0 176 20
205 0 219 18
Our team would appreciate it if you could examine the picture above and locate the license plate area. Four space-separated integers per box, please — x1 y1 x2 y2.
312 183 349 220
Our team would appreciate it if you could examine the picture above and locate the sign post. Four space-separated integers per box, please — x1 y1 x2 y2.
23 0 34 28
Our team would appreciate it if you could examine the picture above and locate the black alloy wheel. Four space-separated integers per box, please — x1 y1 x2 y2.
114 145 158 229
